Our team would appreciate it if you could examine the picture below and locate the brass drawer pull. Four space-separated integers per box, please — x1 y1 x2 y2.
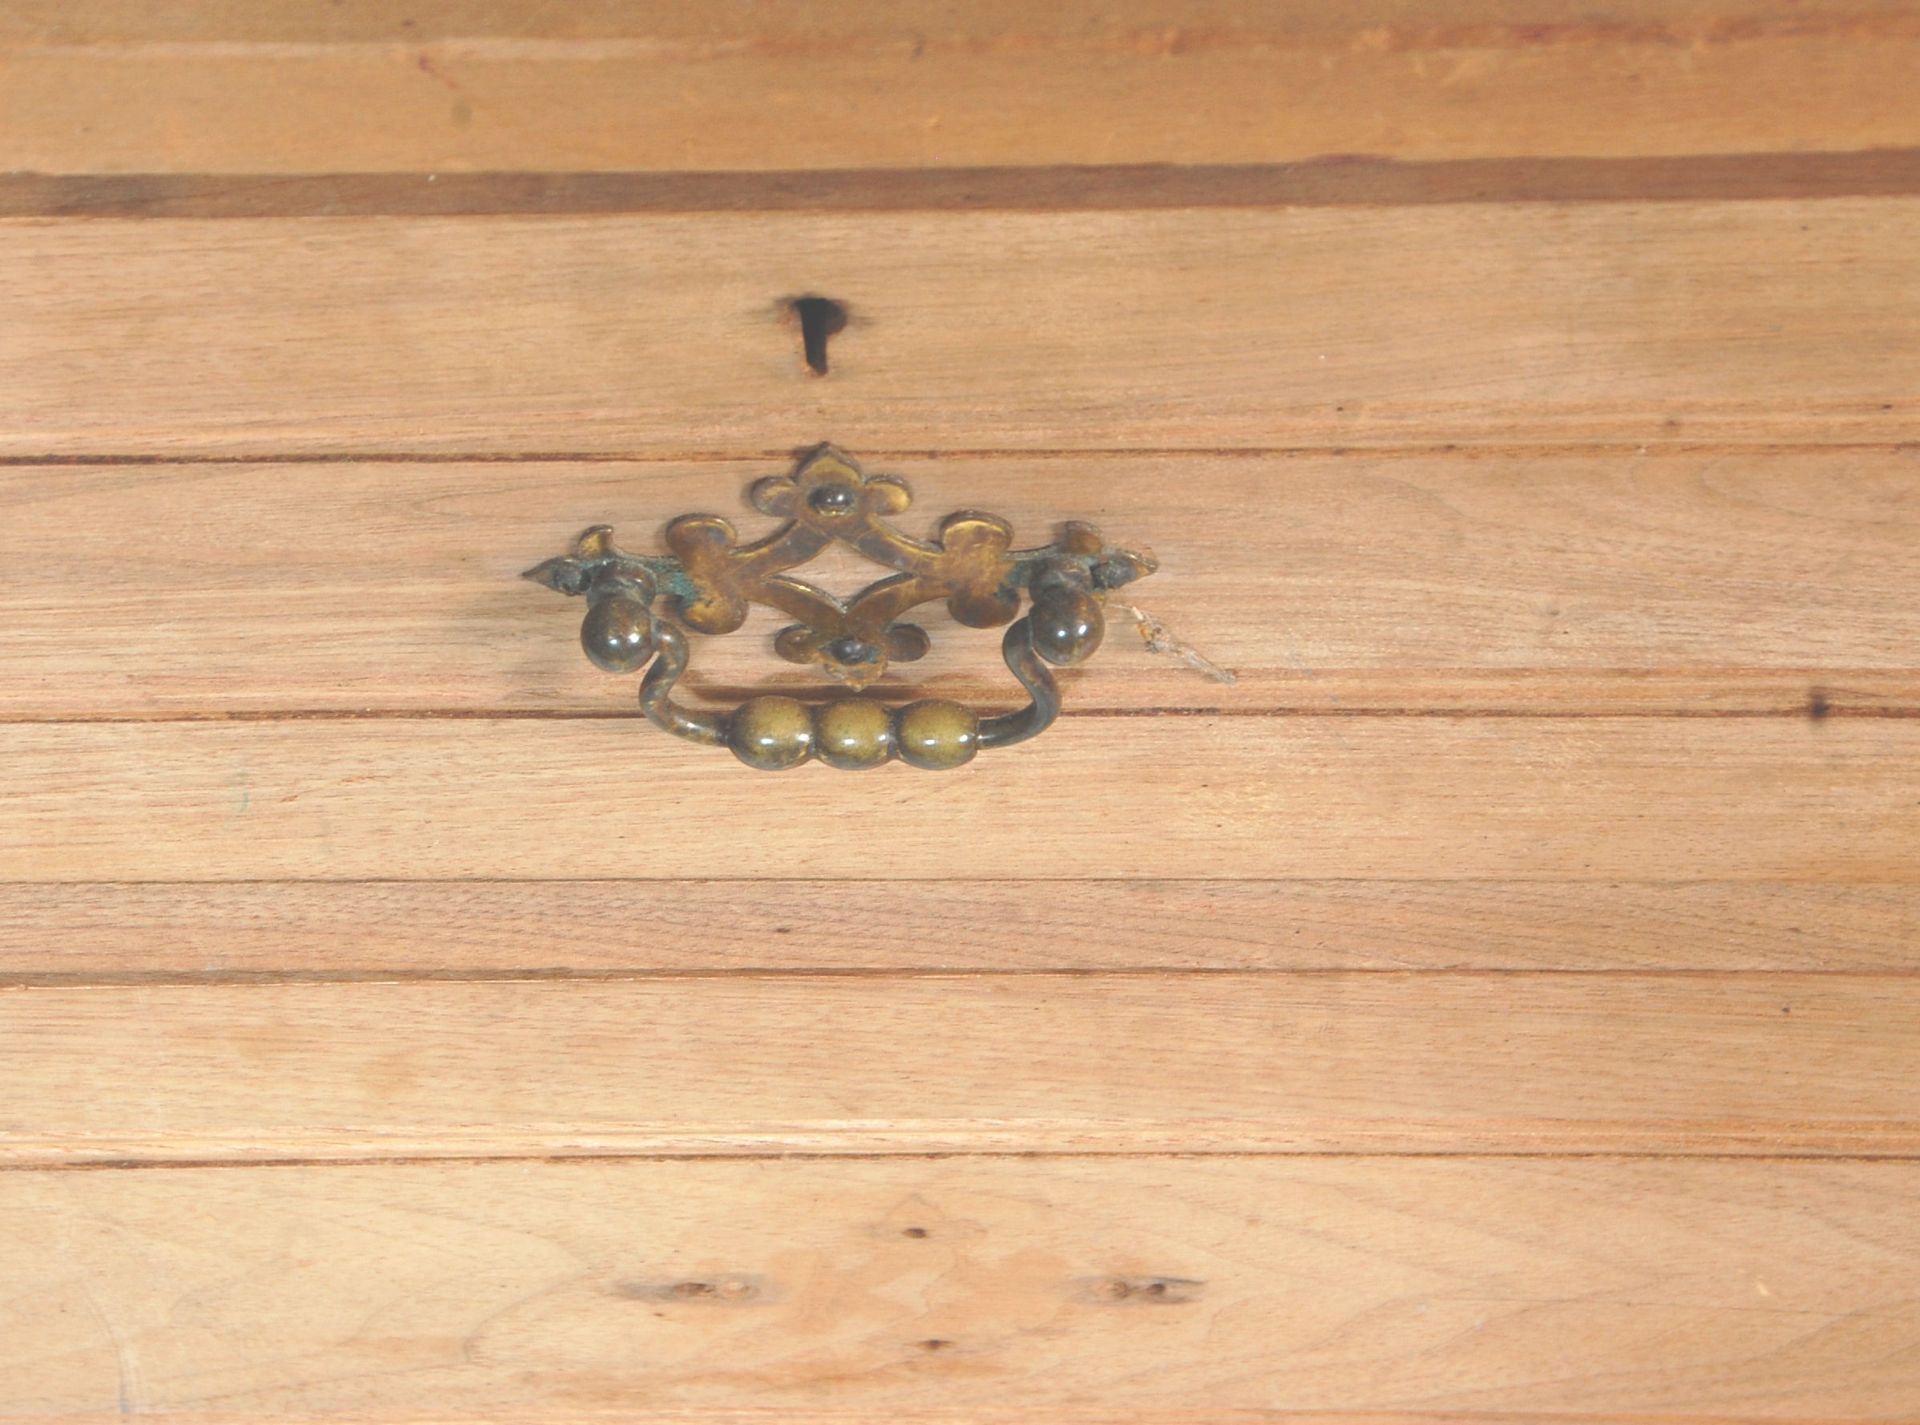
525 445 1155 770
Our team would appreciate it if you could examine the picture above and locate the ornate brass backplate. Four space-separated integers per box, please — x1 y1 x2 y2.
525 444 1155 769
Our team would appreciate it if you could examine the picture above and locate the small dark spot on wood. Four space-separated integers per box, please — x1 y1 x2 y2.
1782 1004 1792 1014
917 1337 954 1351
902 1225 929 1238
791 295 847 375
1080 1274 1203 1305
615 1275 767 1303
1807 688 1831 722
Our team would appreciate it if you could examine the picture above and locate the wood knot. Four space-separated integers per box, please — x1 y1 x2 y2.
1082 1274 1203 1304
614 1275 767 1303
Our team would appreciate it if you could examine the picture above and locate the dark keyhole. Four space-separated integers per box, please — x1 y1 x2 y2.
791 296 847 375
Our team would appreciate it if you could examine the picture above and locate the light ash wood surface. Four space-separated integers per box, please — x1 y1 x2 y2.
7 1159 1920 1420
5 718 1919 881
4 453 1918 717
7 880 1919 976
2 974 1918 1163
4 202 1918 455
3 2 1919 1421
3 0 1919 173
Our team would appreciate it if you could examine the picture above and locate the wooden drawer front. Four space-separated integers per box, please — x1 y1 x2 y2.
5 0 1920 173
4 4 1920 1422
8 1160 1919 1420
4 452 1919 719
3 201 1918 455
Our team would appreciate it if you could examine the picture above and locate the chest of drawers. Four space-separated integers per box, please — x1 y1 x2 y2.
3 4 1919 1421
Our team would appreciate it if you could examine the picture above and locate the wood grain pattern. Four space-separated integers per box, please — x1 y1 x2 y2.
5 0 1919 174
2 717 1916 883
5 452 1918 718
5 1157 1919 1420
6 880 1918 977
3 202 1918 457
3 973 1917 1162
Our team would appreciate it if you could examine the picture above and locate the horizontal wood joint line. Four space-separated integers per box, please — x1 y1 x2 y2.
4 442 1918 466
13 1145 1920 1173
3 705 1916 726
31 1151 1920 1184
9 149 1920 217
9 966 1920 988
0 875 1890 886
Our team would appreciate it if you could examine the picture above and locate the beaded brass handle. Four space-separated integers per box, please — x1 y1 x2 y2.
524 445 1156 770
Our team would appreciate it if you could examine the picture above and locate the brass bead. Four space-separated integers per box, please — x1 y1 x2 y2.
580 595 656 673
727 696 815 771
894 699 980 770
814 699 896 771
1030 589 1104 666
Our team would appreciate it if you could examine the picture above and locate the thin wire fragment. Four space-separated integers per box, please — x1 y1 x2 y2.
1116 603 1238 685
